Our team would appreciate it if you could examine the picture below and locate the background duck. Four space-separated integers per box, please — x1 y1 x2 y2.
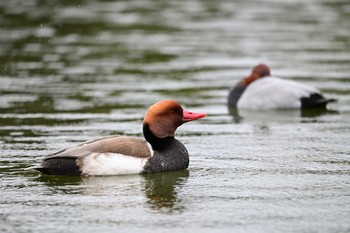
228 64 336 110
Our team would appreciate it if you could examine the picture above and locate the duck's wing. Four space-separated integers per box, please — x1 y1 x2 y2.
31 135 153 176
47 135 152 158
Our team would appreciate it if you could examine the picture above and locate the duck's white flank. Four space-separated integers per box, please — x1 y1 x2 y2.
80 143 153 176
237 76 320 110
80 153 148 176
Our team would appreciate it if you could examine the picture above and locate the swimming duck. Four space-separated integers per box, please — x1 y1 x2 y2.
31 100 207 176
228 64 336 109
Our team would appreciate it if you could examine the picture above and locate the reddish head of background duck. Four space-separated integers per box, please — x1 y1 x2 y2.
241 64 271 86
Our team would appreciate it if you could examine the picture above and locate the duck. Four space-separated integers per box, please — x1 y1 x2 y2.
30 100 207 176
228 64 336 110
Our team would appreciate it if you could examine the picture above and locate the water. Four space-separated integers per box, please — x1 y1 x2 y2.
1 0 350 232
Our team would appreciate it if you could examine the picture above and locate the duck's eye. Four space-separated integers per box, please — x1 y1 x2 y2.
170 107 181 113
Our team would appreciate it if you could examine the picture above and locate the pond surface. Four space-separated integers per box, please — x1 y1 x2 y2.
1 0 350 232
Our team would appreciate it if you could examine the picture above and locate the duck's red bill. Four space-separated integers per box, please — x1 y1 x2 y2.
183 109 207 122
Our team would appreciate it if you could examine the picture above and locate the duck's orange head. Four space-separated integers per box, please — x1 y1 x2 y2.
143 100 207 138
242 64 271 85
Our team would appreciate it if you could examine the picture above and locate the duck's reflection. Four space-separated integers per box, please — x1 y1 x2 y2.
33 169 189 212
34 174 82 187
33 174 83 194
228 107 243 124
228 106 339 124
142 169 189 211
300 108 339 118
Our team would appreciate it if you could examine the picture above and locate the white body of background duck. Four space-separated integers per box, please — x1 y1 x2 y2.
31 100 207 176
228 64 336 110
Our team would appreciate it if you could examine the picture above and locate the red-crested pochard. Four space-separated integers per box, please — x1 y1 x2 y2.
228 64 336 109
31 100 207 176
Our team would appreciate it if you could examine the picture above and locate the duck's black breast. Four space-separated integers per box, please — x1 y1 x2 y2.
228 83 246 107
142 138 189 173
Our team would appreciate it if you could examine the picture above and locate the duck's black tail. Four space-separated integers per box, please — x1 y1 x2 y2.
301 93 337 109
28 157 81 176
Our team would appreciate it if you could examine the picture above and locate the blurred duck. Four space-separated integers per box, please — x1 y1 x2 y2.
228 64 336 110
31 100 207 176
